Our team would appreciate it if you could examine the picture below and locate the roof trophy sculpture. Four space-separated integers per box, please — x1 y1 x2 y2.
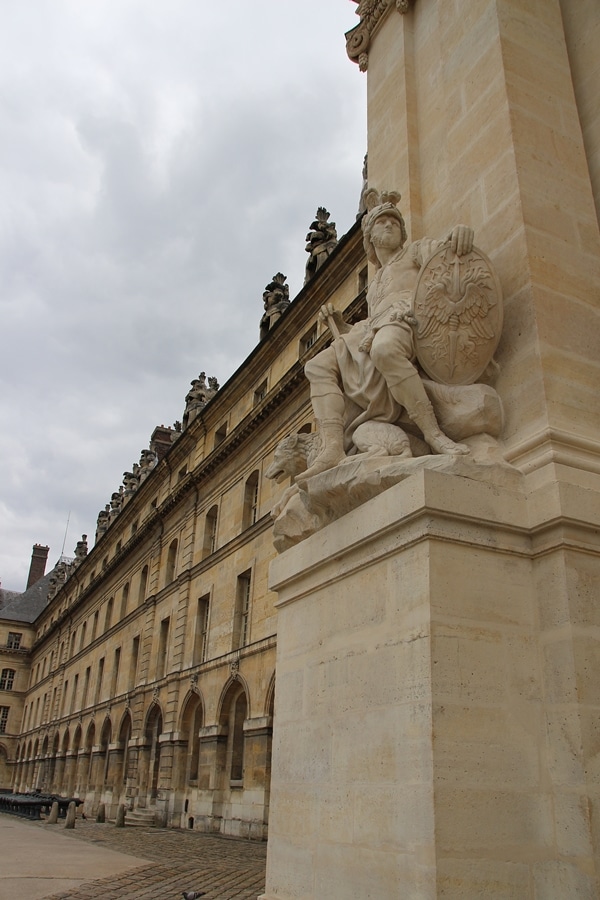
182 373 220 430
304 208 338 283
138 448 158 483
71 535 88 568
267 188 515 552
95 505 110 543
259 273 290 340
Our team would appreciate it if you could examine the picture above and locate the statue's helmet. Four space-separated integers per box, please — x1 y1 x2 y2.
361 189 407 266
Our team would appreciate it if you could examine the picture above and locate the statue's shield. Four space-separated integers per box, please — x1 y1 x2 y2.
413 243 503 385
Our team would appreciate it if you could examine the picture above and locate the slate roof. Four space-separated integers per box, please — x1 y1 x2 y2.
0 570 53 624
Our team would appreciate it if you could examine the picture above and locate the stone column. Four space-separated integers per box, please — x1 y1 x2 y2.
52 753 66 794
364 0 600 479
194 725 227 832
64 752 77 797
241 716 272 841
261 469 600 898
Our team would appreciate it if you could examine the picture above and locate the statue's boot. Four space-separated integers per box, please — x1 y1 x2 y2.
296 390 346 481
297 417 346 481
392 374 469 455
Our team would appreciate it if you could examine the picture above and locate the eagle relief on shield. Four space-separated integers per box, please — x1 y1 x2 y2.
413 244 503 386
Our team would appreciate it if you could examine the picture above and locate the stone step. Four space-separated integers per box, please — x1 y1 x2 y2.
124 808 156 827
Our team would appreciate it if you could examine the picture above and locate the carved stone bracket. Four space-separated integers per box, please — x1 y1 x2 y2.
346 0 414 71
230 657 240 680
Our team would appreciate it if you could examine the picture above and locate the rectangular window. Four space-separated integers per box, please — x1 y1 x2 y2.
81 667 91 710
300 324 318 356
253 380 267 406
358 265 368 294
0 669 15 691
95 658 105 704
91 611 99 642
233 571 252 649
7 632 22 650
70 674 79 714
157 618 170 679
60 683 68 717
194 596 210 665
129 636 140 689
111 647 121 698
0 707 8 734
214 422 227 448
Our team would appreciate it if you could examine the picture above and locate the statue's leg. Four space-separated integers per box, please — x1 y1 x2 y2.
301 350 346 480
370 328 469 455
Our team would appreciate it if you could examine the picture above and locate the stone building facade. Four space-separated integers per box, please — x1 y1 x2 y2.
6 220 366 837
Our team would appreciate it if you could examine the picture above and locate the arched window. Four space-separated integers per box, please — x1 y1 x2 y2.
242 471 260 530
203 506 218 558
0 669 15 691
165 540 178 584
138 565 149 605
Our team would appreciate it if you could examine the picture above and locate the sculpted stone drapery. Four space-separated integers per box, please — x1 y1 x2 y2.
267 188 510 551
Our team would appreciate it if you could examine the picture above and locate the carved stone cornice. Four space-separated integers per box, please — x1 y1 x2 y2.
346 0 413 71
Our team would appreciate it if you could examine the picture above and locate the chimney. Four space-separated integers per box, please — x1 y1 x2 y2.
27 544 50 589
150 425 174 462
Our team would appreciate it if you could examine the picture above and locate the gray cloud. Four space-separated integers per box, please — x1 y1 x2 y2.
0 1 366 588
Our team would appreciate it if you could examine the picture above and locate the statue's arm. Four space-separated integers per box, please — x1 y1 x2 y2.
318 303 352 337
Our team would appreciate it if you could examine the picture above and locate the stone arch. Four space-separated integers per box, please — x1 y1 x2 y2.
265 671 276 719
216 673 252 722
72 725 82 755
117 710 133 786
142 702 163 803
218 679 249 785
179 691 204 786
61 728 71 755
99 717 112 785
84 721 96 786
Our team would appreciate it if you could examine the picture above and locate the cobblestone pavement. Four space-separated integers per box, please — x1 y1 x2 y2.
39 821 266 900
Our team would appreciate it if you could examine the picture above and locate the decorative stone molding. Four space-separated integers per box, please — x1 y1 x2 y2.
346 0 413 71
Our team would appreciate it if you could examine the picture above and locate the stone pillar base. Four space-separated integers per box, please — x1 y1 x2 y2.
262 467 600 899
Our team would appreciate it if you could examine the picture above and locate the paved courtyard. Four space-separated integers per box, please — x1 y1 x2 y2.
0 815 267 900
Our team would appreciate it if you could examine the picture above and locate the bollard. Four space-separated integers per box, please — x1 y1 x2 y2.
46 801 59 824
96 802 106 823
115 803 126 828
65 801 76 829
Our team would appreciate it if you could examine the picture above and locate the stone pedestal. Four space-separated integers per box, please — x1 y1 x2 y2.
260 467 600 899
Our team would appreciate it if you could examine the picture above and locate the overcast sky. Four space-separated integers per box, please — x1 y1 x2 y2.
0 1 367 591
